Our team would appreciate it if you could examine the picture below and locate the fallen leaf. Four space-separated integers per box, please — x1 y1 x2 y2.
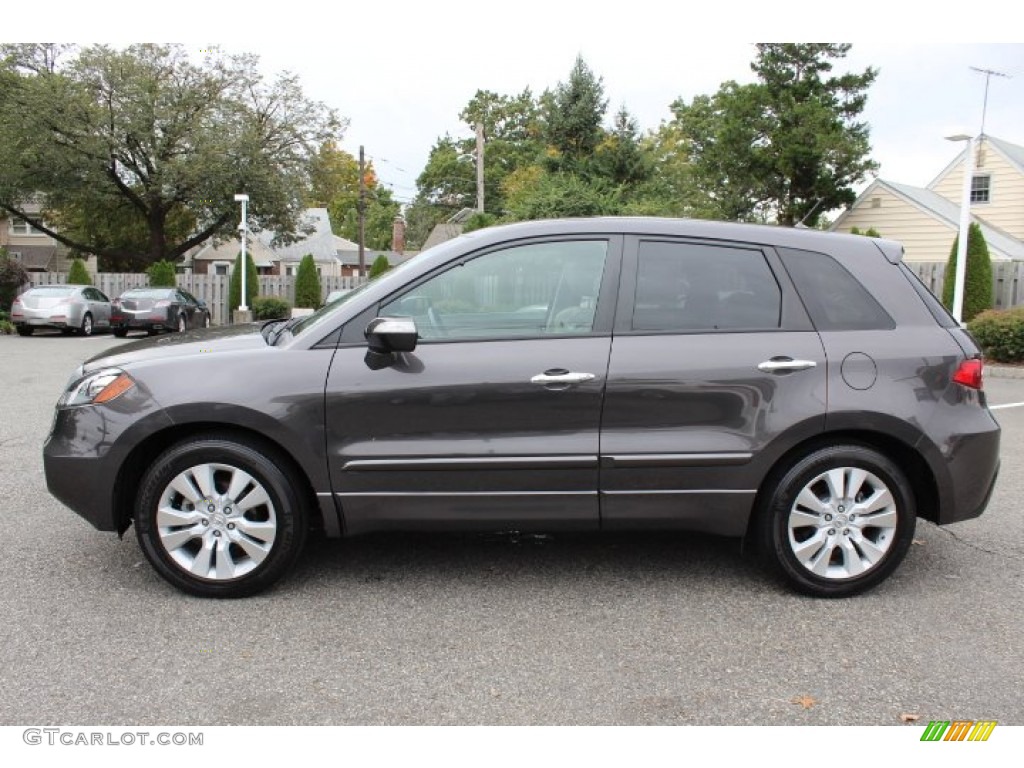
912 539 925 546
900 713 920 723
791 695 817 710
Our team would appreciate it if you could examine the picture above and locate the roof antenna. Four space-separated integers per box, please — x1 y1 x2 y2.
970 66 1010 137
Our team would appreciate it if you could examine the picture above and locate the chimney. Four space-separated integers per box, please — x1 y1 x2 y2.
391 215 406 256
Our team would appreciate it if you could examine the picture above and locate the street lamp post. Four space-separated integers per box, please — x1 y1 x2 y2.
944 134 974 325
234 194 250 318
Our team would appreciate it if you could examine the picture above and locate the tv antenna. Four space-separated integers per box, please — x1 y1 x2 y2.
970 66 1010 136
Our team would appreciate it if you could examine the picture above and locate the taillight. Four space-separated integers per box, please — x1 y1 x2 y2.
12 297 21 306
953 359 984 390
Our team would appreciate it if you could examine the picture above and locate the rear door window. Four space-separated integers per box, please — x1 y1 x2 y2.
632 241 781 331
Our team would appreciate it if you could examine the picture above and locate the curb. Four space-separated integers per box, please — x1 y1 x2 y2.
986 365 1024 380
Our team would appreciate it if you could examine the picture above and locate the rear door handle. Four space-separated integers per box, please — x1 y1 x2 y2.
531 370 596 386
757 358 817 373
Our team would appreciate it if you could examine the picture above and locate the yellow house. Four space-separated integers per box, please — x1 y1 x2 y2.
831 135 1024 262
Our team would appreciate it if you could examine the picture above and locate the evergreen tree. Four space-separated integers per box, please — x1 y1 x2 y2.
673 44 877 226
228 251 258 312
541 56 608 174
294 254 321 309
147 260 177 287
67 258 91 285
942 222 992 322
368 254 391 278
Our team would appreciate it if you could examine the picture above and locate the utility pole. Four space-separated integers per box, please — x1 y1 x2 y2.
358 144 366 278
475 122 485 213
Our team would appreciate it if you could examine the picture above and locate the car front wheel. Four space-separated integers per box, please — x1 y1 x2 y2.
134 435 308 597
757 445 916 598
79 313 93 336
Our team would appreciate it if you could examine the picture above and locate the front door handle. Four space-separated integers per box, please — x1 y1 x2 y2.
531 370 596 386
757 358 818 374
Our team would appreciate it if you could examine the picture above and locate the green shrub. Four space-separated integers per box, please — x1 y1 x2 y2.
368 254 391 279
0 319 14 335
967 307 1024 363
942 222 992 323
67 257 92 285
147 259 177 287
0 250 29 310
228 252 258 313
294 254 321 309
252 296 291 320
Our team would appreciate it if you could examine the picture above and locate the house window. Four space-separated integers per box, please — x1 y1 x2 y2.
285 265 297 276
214 264 229 276
9 217 44 236
971 175 991 203
870 197 881 208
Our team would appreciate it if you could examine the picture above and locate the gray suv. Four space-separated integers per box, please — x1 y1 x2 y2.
43 218 1000 598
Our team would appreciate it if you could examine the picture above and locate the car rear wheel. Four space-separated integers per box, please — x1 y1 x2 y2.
134 436 308 598
757 445 916 598
113 327 128 338
16 326 33 336
79 313 93 336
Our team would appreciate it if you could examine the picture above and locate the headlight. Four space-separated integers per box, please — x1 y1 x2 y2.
61 368 136 407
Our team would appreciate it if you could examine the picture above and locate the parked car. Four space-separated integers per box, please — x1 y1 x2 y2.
43 218 1001 598
111 287 211 337
11 284 112 336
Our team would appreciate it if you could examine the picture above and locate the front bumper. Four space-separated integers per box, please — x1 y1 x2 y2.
43 389 174 532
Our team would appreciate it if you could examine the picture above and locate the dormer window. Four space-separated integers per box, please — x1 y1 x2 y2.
9 217 44 236
971 175 991 204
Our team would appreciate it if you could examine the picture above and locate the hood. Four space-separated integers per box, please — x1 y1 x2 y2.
83 323 266 372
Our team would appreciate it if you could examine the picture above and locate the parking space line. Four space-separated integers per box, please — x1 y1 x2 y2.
990 402 1024 410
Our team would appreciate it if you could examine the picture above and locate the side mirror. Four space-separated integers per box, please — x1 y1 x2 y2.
365 317 418 353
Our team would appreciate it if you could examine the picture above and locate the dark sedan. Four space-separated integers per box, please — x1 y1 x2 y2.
44 218 1000 598
111 287 211 336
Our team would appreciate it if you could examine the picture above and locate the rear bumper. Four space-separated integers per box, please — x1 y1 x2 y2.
934 424 1001 525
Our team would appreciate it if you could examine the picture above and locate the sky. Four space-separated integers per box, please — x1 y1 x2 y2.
14 3 1024 213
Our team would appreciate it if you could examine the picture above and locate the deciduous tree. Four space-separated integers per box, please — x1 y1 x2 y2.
0 44 343 270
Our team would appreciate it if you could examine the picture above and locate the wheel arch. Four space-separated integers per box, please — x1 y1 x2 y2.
112 422 330 538
745 428 940 547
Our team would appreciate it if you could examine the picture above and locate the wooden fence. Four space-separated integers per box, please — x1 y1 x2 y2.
25 273 367 326
905 261 1024 312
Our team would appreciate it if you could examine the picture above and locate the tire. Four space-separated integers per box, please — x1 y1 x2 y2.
79 312 94 336
113 327 128 338
203 313 211 329
756 445 916 598
16 326 33 336
177 314 187 333
134 435 309 598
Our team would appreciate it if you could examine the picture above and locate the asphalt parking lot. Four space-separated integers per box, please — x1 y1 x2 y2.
1 331 1022 726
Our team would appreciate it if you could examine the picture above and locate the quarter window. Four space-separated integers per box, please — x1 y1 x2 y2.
380 240 608 340
632 241 781 331
778 247 894 331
